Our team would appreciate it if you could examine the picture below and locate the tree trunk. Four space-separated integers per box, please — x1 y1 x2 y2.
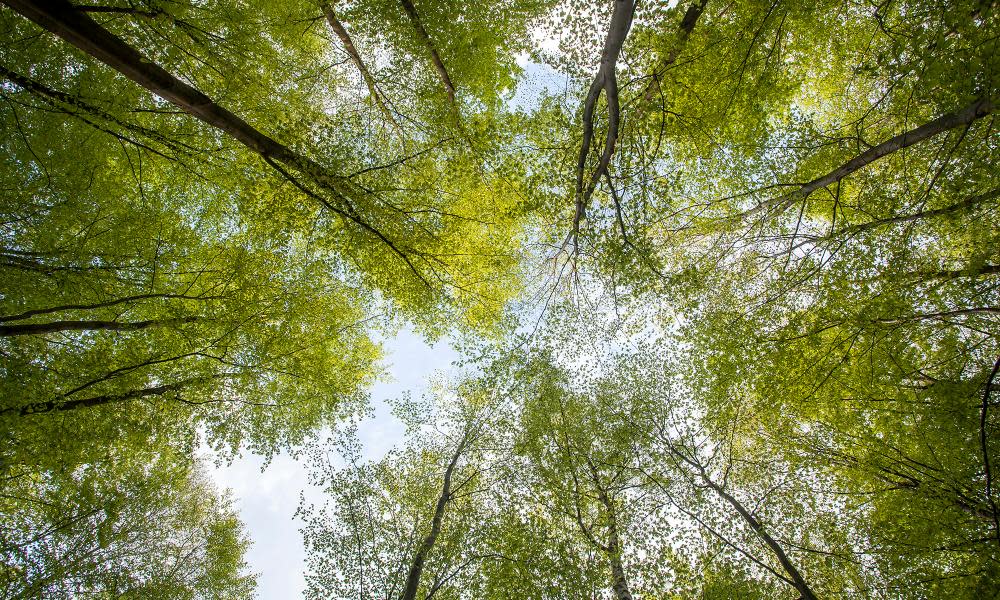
398 0 456 104
321 3 400 129
1 0 311 164
706 480 819 600
596 487 634 600
641 0 708 104
2 0 426 281
2 378 203 417
0 316 202 337
569 0 637 249
0 293 221 323
399 430 469 600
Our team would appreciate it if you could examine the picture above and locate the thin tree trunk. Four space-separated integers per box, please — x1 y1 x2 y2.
703 477 818 600
670 446 818 599
749 97 995 219
980 357 1000 549
0 64 199 156
2 377 203 417
0 316 202 336
321 3 400 129
399 429 470 600
595 487 634 600
398 0 456 104
641 0 708 105
704 477 816 600
906 264 1000 283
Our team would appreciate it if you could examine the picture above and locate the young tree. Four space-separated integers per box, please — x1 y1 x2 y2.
300 380 510 600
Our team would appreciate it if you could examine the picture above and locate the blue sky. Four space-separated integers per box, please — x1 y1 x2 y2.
207 328 459 599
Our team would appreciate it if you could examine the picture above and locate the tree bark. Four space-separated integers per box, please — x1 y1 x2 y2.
750 97 995 219
399 0 456 104
399 429 470 600
321 3 400 129
2 378 203 417
0 316 203 336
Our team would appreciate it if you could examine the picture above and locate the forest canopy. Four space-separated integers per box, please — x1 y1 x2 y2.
1 0 998 598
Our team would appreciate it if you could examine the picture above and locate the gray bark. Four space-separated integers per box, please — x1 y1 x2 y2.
0 316 202 336
399 0 456 104
399 430 470 600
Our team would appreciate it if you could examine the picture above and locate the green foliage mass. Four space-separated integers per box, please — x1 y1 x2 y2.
1 0 998 597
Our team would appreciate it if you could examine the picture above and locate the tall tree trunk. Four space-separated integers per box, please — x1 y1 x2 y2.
2 377 204 417
321 3 400 130
595 486 634 600
670 446 819 599
704 479 818 600
641 0 708 104
0 316 202 336
2 0 426 281
567 0 638 251
398 0 456 104
0 293 221 323
399 429 469 600
1 0 307 165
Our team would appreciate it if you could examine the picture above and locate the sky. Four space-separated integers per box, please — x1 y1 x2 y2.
205 328 459 599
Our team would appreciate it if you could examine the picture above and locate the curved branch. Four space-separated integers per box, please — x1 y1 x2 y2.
0 293 223 323
2 376 212 417
745 97 995 220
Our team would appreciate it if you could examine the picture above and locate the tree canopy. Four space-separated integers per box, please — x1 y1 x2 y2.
1 0 998 597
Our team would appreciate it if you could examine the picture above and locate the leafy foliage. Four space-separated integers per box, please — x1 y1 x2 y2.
1 0 998 597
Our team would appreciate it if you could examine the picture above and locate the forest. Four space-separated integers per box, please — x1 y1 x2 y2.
0 0 998 597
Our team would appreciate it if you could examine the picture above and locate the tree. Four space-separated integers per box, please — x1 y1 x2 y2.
300 380 507 600
1 446 256 599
